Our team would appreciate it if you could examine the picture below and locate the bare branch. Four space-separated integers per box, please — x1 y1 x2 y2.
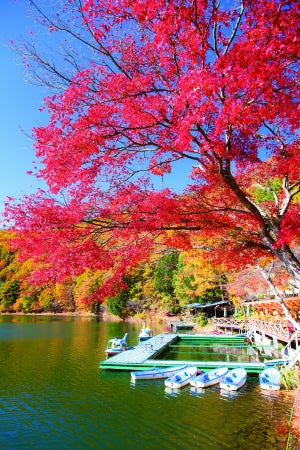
223 3 245 55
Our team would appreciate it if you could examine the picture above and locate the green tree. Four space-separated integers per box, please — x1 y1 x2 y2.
106 272 143 318
0 280 20 312
15 295 36 313
252 178 281 204
38 287 55 311
154 252 179 296
106 284 130 319
173 254 198 306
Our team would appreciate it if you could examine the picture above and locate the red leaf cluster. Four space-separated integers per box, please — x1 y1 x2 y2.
4 0 300 297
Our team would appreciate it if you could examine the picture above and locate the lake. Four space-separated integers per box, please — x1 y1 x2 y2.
0 315 299 449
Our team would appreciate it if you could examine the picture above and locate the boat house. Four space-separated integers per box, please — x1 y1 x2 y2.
184 300 234 318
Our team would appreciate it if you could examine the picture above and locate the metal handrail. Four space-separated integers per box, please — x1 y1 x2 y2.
213 317 300 342
287 346 300 368
212 317 246 329
246 318 291 341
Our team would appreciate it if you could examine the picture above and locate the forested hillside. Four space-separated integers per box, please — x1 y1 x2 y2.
0 230 296 319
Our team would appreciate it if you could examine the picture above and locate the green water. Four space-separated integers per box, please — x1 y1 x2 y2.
163 341 267 363
0 315 299 450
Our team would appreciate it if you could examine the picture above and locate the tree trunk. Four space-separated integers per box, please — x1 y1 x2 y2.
219 166 300 291
257 265 300 331
271 246 300 291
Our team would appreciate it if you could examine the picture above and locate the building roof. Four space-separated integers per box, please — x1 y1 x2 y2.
184 300 230 309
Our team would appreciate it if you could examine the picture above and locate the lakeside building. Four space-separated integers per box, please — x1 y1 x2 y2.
184 300 234 318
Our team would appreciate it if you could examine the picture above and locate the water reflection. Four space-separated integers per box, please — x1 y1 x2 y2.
161 342 271 363
190 386 206 396
0 315 299 450
164 386 181 397
219 388 239 400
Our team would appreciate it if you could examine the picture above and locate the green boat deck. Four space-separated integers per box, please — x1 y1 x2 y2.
99 333 267 373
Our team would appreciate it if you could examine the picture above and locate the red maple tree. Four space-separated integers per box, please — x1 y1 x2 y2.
4 0 300 300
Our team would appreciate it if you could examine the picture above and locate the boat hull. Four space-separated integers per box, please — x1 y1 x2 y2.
131 365 188 382
190 367 228 388
138 336 152 342
105 333 130 357
137 323 153 343
260 382 280 391
259 368 281 391
105 349 125 357
165 366 198 389
219 368 247 391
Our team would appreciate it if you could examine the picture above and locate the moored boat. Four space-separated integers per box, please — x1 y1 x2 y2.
131 365 188 382
190 367 229 388
219 368 247 391
138 322 153 343
165 366 198 389
259 367 281 391
105 333 131 357
265 358 290 366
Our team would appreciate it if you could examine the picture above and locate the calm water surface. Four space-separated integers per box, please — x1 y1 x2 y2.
0 315 299 450
163 341 270 363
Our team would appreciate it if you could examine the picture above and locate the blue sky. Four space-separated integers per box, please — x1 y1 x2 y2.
0 1 193 218
0 0 48 214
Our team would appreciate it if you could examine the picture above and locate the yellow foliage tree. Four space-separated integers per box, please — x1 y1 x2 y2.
174 249 228 306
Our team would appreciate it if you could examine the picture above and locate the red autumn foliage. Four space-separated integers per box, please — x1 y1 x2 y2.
3 0 300 299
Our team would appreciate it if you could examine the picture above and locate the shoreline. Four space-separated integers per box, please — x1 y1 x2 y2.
0 310 214 333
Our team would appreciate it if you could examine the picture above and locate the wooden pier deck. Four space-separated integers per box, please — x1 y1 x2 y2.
99 333 266 373
99 333 179 370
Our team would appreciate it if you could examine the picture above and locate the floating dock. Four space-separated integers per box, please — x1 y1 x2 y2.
99 333 267 373
100 333 178 371
168 321 194 332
